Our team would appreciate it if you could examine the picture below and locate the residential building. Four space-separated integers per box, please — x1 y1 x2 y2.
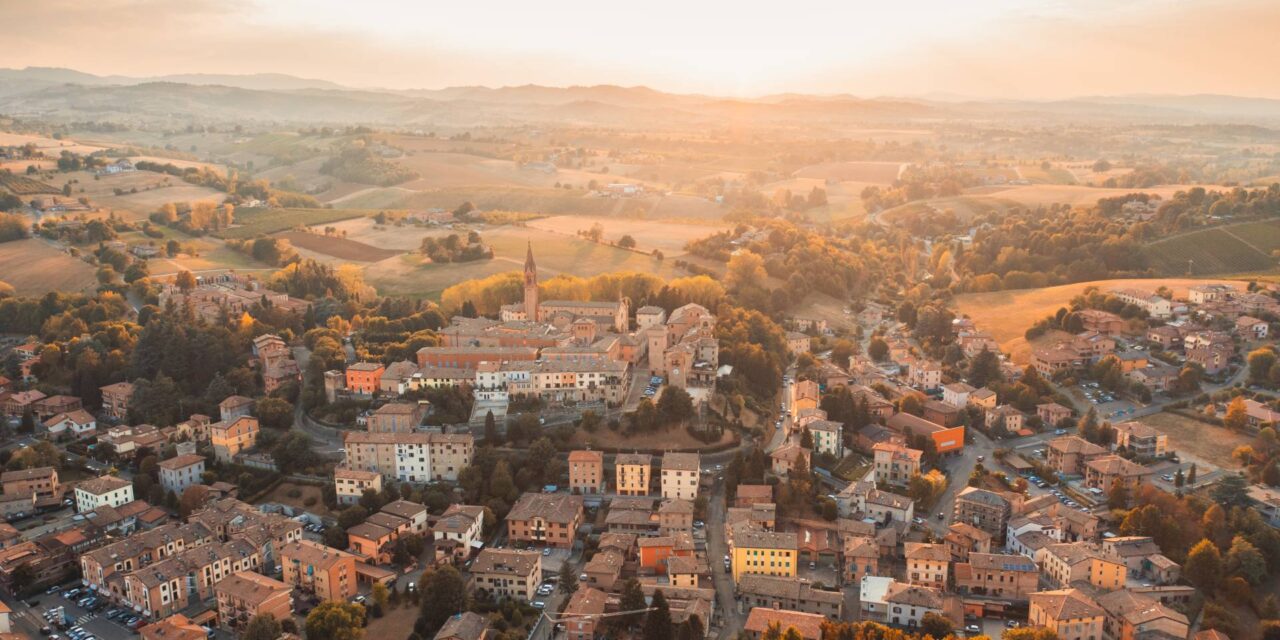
210 416 260 463
214 571 293 633
367 402 425 433
1038 403 1073 428
885 582 949 629
218 395 254 422
434 504 486 561
1096 589 1189 640
844 536 880 584
333 467 382 506
903 542 949 589
342 431 475 483
74 475 134 512
769 444 811 477
638 532 695 572
1112 422 1168 458
806 420 844 457
736 485 772 507
943 383 976 409
1030 589 1105 640
0 467 59 504
660 452 700 500
886 412 965 454
743 608 824 640
945 522 993 563
562 587 607 640
505 493 583 549
954 553 1038 600
280 540 357 602
1048 436 1108 476
470 549 540 602
1247 483 1280 527
730 526 798 582
158 454 206 495
872 442 922 488
658 498 694 535
140 615 207 640
434 612 491 640
953 487 1012 544
616 453 652 495
345 362 386 396
100 382 135 420
1085 456 1153 493
1042 542 1127 590
568 450 605 495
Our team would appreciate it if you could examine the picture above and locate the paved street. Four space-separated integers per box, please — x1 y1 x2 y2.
703 476 741 639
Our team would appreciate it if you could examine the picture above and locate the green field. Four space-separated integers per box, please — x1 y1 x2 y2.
217 207 368 239
1141 222 1280 275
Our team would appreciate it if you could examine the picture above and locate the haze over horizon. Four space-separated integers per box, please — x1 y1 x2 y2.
5 0 1280 100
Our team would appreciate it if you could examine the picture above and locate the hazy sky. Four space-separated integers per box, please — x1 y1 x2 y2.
4 0 1280 99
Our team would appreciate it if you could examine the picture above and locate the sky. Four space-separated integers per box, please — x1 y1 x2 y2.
3 0 1280 99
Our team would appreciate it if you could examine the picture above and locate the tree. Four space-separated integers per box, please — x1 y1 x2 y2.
243 614 282 640
1108 478 1131 510
256 397 294 430
643 589 673 640
725 251 767 292
304 602 365 640
618 235 637 249
1250 348 1278 386
1188 464 1197 485
9 563 35 595
867 338 888 362
179 484 211 518
418 564 466 635
559 561 577 595
271 431 313 474
969 347 1003 388
1183 538 1223 592
920 612 953 639
615 579 647 631
1226 535 1268 585
175 270 197 292
483 410 500 444
1004 629 1061 640
1212 472 1249 507
1224 396 1249 432
657 386 695 425
371 582 390 611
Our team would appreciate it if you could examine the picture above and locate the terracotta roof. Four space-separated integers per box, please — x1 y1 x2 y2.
904 542 951 562
744 608 825 640
77 475 131 495
568 450 603 463
158 454 205 471
662 452 699 472
506 492 582 524
1032 588 1104 620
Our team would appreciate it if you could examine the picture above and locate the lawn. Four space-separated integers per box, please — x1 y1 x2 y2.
262 482 333 517
0 238 97 295
953 277 1240 363
218 207 369 239
1136 411 1249 471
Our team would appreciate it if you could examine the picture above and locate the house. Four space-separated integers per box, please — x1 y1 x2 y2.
433 612 491 640
1145 326 1183 349
74 475 133 512
433 504 485 561
903 542 950 589
944 522 992 563
33 395 81 420
744 608 825 640
844 536 880 583
1037 403 1072 428
884 582 950 629
1127 364 1180 392
616 453 652 495
806 420 844 457
333 467 382 506
1236 315 1269 339
568 450 605 495
1245 399 1280 429
1113 289 1172 319
1029 589 1105 640
736 485 772 507
1247 483 1280 527
985 405 1026 434
1101 536 1180 583
218 395 254 422
214 571 293 633
280 540 358 602
140 614 208 640
952 487 1012 544
658 498 694 535
1112 422 1168 458
943 383 976 408
908 361 942 390
346 520 400 564
158 454 206 495
730 526 797 581
969 388 998 410
345 362 386 396
1186 343 1234 375
953 552 1037 600
1096 589 1189 640
1047 436 1108 476
0 467 59 504
1041 542 1127 590
871 442 922 488
769 444 811 477
638 532 695 572
1085 456 1153 493
210 416 260 463
562 588 607 640
367 402 425 433
923 400 962 427
470 549 540 601
505 493 583 549
100 382 135 420
42 410 97 440
582 548 625 591
661 452 700 500
786 332 811 355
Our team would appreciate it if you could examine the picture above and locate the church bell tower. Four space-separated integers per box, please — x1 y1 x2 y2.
523 242 539 321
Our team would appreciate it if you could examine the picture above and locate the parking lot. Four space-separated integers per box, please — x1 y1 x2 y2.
24 584 156 640
1073 383 1140 420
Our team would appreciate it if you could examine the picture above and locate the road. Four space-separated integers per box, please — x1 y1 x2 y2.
703 475 741 639
927 429 998 536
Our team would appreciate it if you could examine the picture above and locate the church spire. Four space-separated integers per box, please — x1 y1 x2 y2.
524 241 536 272
523 241 539 320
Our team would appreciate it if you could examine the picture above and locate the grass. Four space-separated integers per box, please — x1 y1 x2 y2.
277 230 402 262
525 215 727 256
217 207 368 239
567 425 736 451
363 226 687 299
953 277 1241 363
1136 411 1249 470
1141 226 1276 276
1016 164 1078 185
0 172 59 195
262 482 333 517
0 238 97 295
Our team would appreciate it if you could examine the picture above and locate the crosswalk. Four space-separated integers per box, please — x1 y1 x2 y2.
74 612 96 625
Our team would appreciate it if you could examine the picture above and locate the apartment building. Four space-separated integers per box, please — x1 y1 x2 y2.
730 525 798 582
367 402 426 433
1030 589 1105 640
100 382 135 421
0 467 59 504
568 450 605 495
342 431 475 483
470 549 541 602
660 452 700 500
345 362 385 396
872 442 921 488
214 571 293 633
953 487 1012 544
615 453 652 496
433 504 486 561
1042 542 1127 591
210 416 260 463
280 540 357 602
123 539 262 619
1112 422 1168 458
954 552 1038 600
1048 436 1109 476
333 467 382 506
505 493 583 549
158 454 206 495
736 575 842 618
74 475 134 512
903 542 950 590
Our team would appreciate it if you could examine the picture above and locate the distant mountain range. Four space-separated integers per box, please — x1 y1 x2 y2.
0 66 1277 127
